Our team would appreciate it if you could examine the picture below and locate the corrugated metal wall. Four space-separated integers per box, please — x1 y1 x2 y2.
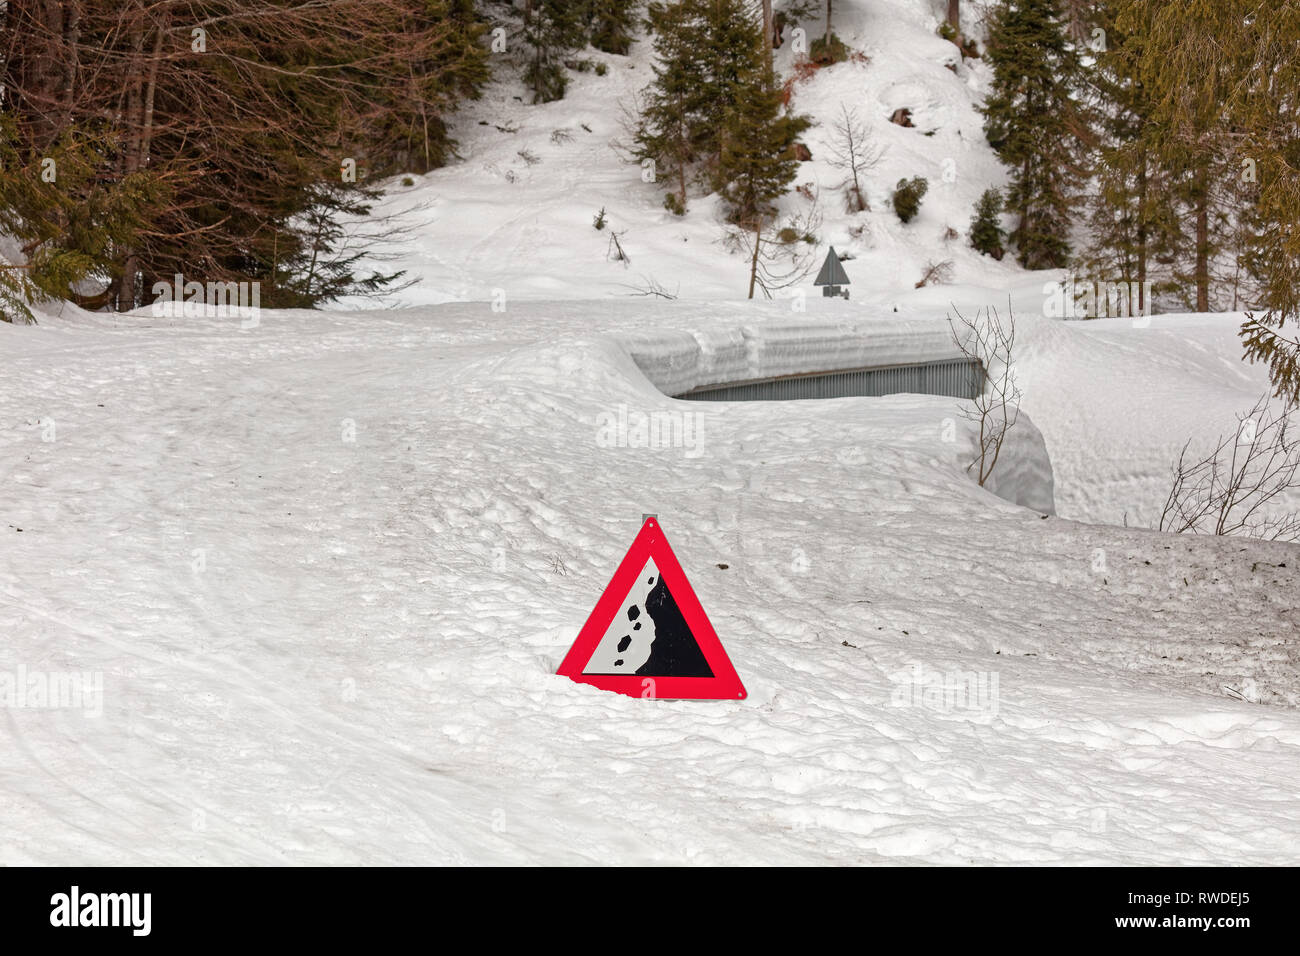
674 358 985 402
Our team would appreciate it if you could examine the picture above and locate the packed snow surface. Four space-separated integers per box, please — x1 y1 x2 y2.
2 298 1298 865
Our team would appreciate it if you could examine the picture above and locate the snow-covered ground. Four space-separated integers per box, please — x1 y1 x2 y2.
1016 310 1297 527
2 0 1296 867
2 299 1298 865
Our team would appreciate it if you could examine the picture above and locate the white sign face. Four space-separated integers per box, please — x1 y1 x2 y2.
582 558 660 675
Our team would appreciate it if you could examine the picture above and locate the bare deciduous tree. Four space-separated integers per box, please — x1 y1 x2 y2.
948 304 1021 487
725 205 823 300
1159 396 1300 541
825 105 884 212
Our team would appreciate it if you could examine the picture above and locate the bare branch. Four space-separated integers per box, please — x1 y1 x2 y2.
1159 395 1300 542
948 301 1022 487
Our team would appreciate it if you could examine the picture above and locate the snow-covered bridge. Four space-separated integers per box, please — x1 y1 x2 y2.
616 316 983 402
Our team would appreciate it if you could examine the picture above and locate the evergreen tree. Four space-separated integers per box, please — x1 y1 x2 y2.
360 0 492 175
0 117 164 320
892 177 929 224
587 0 641 55
982 0 1084 269
1079 1 1180 312
520 0 586 103
1117 0 1249 312
969 189 1006 259
0 1 491 314
717 68 810 227
698 0 781 176
636 0 805 216
636 0 807 292
1242 313 1300 405
1229 0 1300 401
271 184 407 308
634 1 708 212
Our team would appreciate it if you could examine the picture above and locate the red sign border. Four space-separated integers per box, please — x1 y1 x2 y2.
557 519 747 700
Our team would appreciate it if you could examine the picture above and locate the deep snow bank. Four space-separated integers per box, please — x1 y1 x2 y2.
616 315 964 395
1012 311 1300 529
613 313 1054 515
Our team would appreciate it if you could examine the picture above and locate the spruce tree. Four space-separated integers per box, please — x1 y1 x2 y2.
969 189 1006 259
1229 0 1300 400
982 0 1084 269
0 117 162 320
892 177 929 224
636 0 805 215
717 69 810 227
587 0 641 55
634 1 708 212
1079 1 1180 312
1242 314 1300 405
636 1 807 293
699 0 782 176
520 0 585 103
0 1 492 313
272 184 407 308
1117 0 1249 312
362 0 492 174
1232 0 1300 319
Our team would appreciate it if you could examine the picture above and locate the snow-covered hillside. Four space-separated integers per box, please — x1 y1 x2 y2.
343 0 1021 308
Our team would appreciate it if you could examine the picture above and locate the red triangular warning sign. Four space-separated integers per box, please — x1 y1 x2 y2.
558 518 746 700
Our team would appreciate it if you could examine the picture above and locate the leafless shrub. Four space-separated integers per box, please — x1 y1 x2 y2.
619 275 679 299
606 229 630 266
916 259 954 288
1159 396 1300 541
550 127 574 144
948 304 1021 487
517 148 541 166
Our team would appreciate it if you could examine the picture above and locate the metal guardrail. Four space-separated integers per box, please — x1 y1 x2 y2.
673 357 985 402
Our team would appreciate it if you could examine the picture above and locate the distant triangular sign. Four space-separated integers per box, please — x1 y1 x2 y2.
814 247 850 287
558 518 746 700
